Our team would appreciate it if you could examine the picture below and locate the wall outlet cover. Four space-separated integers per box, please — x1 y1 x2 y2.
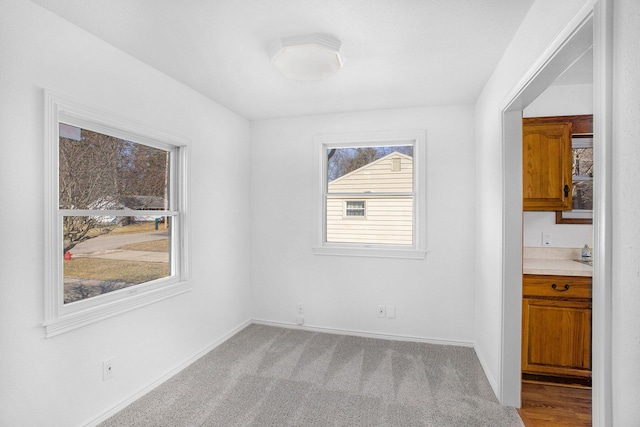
386 305 396 319
103 358 115 381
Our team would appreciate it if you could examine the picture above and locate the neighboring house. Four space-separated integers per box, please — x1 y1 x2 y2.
123 195 168 222
90 195 167 223
327 152 413 245
122 195 167 210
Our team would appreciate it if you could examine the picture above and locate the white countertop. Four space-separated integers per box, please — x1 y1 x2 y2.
522 247 593 277
523 257 592 277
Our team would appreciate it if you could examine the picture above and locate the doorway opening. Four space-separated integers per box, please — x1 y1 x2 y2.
500 2 612 426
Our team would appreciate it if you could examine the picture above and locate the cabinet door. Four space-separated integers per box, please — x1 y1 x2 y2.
522 298 591 378
523 121 572 211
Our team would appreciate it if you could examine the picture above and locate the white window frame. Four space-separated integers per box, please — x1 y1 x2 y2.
43 91 191 337
313 130 427 259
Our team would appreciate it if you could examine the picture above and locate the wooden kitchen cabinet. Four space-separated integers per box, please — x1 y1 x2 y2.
522 119 573 211
522 274 592 382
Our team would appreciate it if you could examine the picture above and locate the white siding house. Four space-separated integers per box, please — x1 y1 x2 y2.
327 152 413 245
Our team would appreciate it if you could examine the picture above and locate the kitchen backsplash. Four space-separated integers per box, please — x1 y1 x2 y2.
523 247 585 259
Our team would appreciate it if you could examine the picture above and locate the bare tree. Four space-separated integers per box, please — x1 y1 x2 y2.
328 146 413 181
64 280 127 304
572 147 594 210
65 284 93 303
59 127 169 253
97 280 126 294
118 142 168 207
59 130 123 252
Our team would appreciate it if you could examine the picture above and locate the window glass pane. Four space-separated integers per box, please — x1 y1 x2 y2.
572 181 593 210
63 216 171 304
327 146 413 193
571 145 593 211
325 145 414 246
572 147 593 177
327 198 414 245
59 123 169 210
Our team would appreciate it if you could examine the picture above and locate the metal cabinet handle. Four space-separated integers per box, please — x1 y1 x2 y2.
564 185 570 198
552 283 570 292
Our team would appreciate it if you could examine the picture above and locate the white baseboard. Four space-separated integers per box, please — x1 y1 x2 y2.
251 318 475 348
84 319 252 427
474 345 501 403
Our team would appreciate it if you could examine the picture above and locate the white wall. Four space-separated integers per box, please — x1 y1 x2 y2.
523 83 594 248
474 0 592 401
611 0 640 423
524 83 593 117
0 1 252 426
523 212 592 247
477 1 640 423
250 106 476 344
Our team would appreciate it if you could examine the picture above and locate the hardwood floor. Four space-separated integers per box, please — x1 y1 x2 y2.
518 381 592 426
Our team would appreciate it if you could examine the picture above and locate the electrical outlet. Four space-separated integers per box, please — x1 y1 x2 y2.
386 305 396 319
103 358 115 381
377 305 386 318
296 314 304 325
297 303 304 314
542 232 552 246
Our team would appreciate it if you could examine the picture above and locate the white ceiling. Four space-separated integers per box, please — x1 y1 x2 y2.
31 0 536 120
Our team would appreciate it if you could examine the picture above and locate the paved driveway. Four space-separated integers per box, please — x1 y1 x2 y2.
69 230 169 263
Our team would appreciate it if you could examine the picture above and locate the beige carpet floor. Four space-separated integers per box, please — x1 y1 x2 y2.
100 324 523 426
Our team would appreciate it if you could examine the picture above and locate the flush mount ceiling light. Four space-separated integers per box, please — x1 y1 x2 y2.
268 34 343 81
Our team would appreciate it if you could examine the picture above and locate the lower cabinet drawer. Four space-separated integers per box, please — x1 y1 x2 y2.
523 274 592 299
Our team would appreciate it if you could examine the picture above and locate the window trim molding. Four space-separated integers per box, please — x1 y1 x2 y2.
313 130 427 259
43 91 191 337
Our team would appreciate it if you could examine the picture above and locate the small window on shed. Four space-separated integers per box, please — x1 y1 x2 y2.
345 200 366 217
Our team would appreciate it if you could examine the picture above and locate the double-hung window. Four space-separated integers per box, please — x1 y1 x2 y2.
345 200 366 218
44 92 190 337
314 130 426 259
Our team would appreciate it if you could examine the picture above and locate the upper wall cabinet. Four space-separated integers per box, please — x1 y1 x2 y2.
523 115 594 213
523 118 573 211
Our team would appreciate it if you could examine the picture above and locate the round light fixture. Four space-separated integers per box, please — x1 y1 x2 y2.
268 34 343 81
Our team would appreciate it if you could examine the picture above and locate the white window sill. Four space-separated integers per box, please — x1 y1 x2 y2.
313 245 427 259
44 280 192 338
